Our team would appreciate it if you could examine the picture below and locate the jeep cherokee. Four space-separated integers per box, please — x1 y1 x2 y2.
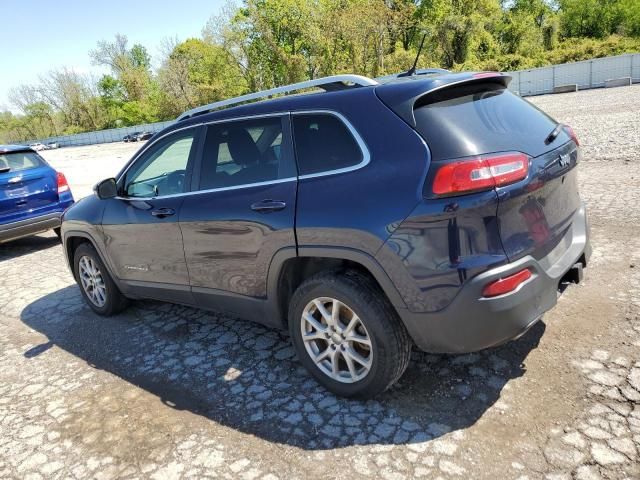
61 71 590 398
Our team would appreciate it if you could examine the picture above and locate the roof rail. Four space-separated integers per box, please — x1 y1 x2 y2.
177 74 379 121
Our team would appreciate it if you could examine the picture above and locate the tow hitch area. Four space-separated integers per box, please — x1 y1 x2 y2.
561 262 584 285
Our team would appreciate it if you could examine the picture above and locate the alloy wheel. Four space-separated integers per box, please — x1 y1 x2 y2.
78 255 107 308
300 297 373 383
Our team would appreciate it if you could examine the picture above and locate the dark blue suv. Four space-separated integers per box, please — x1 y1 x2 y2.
61 71 590 398
1 145 74 243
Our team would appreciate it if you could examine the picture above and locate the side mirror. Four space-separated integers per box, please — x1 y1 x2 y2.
94 178 118 200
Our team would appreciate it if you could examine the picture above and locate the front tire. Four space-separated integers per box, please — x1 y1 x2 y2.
289 270 412 398
73 243 129 316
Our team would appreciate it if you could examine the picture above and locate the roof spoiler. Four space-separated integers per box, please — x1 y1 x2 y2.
375 68 450 83
376 72 512 128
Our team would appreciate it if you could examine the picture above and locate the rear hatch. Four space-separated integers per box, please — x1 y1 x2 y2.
0 150 59 224
377 75 581 264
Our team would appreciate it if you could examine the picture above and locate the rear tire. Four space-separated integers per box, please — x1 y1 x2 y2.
73 243 129 316
288 270 412 398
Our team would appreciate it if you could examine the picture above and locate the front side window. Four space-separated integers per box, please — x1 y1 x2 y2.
124 131 195 197
292 113 363 176
199 116 291 190
0 151 45 173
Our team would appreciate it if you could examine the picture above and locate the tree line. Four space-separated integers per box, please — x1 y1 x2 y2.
2 0 639 143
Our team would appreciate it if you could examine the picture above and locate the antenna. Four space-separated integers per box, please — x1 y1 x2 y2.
398 33 427 78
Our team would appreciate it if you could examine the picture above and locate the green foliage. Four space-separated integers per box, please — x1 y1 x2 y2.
2 0 640 143
544 34 640 64
157 38 247 117
558 0 640 38
130 44 151 69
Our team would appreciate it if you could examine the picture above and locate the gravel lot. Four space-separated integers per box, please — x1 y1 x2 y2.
1 85 639 480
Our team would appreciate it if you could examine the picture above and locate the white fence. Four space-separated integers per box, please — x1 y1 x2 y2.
508 53 640 96
29 53 640 147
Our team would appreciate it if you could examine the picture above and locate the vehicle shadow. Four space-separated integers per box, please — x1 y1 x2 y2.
21 285 545 450
0 233 60 262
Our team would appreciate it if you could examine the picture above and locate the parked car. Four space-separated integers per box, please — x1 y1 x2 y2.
123 132 141 143
46 142 59 149
29 142 46 151
136 131 153 141
1 145 74 243
61 71 590 398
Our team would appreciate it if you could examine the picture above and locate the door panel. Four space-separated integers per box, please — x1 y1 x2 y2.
180 115 297 301
180 181 297 297
102 196 189 286
101 127 200 299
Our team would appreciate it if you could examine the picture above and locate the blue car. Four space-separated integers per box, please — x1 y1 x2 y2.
61 71 590 398
0 145 74 243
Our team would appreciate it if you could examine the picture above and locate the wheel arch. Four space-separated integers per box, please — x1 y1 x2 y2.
63 230 123 291
267 246 408 329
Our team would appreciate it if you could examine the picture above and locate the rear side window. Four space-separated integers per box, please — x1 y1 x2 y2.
0 151 45 173
199 116 294 190
414 84 561 160
292 113 363 176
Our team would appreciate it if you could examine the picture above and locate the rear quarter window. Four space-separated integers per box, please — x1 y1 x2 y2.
0 151 46 173
292 113 363 175
414 84 562 160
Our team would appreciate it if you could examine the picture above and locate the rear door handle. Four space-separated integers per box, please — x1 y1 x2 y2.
250 200 286 213
151 207 175 218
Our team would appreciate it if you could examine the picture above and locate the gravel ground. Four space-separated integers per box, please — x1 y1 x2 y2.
0 85 639 479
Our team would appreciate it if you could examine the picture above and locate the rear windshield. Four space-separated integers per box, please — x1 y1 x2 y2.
414 83 564 160
0 151 46 173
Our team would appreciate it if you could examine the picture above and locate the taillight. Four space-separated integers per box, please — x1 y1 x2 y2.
564 125 580 146
432 152 529 196
482 268 532 298
56 171 70 194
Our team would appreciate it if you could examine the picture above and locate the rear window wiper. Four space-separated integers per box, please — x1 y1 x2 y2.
545 124 563 145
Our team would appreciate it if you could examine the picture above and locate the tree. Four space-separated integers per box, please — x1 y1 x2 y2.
130 44 152 69
558 0 625 38
89 33 131 74
90 34 153 101
2 0 640 143
158 38 246 115
619 0 640 36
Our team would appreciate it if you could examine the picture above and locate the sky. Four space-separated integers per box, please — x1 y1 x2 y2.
0 0 226 110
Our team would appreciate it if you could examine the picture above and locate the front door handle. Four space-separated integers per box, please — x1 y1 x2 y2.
250 199 286 213
151 207 175 218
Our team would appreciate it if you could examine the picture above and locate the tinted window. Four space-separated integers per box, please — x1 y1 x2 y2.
0 151 45 173
199 117 291 190
414 84 561 160
125 131 195 197
292 114 363 175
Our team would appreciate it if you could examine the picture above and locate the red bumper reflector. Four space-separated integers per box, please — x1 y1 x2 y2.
482 268 532 298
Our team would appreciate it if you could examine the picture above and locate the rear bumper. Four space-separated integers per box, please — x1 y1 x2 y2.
398 203 591 353
0 212 63 243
